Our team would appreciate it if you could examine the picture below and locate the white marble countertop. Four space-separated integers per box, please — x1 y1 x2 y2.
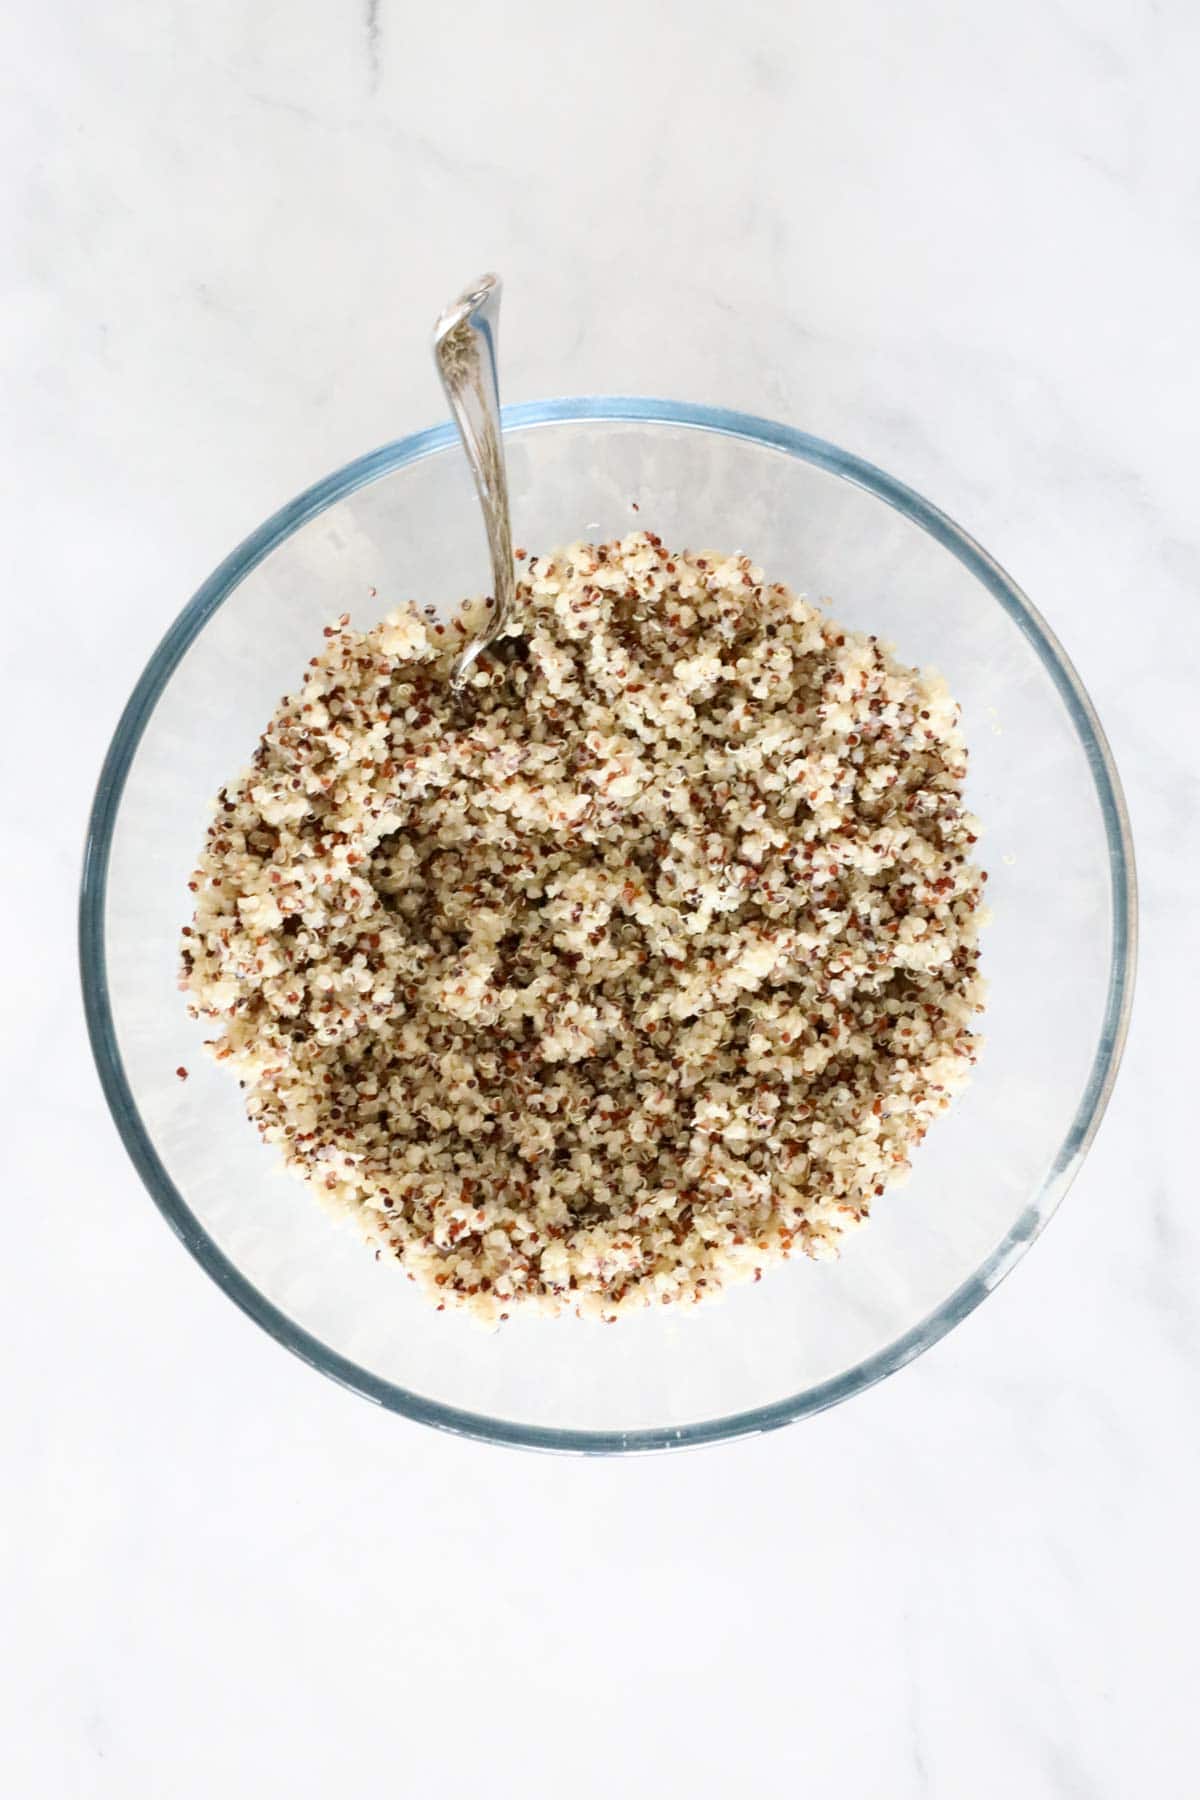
5 1 1197 1793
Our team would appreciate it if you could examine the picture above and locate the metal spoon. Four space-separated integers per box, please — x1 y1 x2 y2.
432 273 517 690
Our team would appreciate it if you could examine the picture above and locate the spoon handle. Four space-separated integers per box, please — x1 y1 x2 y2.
432 273 516 687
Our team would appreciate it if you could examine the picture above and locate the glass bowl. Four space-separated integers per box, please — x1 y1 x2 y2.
80 399 1136 1453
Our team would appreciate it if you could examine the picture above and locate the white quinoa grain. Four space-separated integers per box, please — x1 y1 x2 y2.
181 534 986 1322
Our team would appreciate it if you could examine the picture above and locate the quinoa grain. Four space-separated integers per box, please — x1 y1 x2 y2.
181 535 986 1322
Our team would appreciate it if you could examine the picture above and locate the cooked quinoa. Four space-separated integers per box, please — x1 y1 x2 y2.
180 533 986 1322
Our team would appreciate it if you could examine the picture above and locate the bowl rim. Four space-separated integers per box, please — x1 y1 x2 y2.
79 396 1138 1455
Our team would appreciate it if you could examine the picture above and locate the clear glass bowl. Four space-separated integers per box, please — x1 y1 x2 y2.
80 400 1136 1452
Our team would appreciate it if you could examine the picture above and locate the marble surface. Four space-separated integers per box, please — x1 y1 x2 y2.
4 1 1198 1793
